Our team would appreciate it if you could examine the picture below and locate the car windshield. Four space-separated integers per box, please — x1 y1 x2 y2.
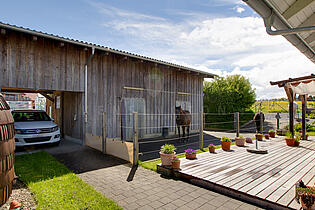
12 111 51 122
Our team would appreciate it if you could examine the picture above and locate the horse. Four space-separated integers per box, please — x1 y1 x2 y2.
175 106 191 143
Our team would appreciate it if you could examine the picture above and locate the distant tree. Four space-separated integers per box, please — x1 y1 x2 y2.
203 75 256 113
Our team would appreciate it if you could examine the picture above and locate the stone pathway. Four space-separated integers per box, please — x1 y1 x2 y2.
78 164 265 210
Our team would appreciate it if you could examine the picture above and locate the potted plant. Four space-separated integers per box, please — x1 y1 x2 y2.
221 136 231 151
208 144 215 153
285 132 295 147
160 144 176 166
255 133 263 141
269 129 276 138
185 148 197 159
295 134 301 146
171 156 180 170
235 136 245 147
296 186 315 209
246 137 253 143
264 134 270 139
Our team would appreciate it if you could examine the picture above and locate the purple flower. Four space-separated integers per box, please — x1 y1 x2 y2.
172 156 179 161
185 148 197 154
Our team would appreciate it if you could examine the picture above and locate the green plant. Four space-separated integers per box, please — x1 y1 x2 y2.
221 136 231 142
160 144 176 154
269 129 275 132
238 136 244 138
208 144 215 148
285 131 293 138
295 134 301 142
256 133 263 135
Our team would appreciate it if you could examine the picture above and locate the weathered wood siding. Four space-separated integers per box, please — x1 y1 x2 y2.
87 53 204 139
0 30 86 92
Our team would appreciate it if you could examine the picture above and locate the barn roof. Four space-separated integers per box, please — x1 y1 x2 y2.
243 0 315 64
0 21 216 78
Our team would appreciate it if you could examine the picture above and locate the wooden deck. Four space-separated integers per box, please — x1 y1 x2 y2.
158 137 314 209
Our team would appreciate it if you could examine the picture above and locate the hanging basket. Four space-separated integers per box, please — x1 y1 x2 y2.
0 95 15 206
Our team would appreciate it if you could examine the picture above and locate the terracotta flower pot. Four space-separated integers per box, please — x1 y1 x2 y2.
294 141 300 146
185 153 196 160
246 137 253 143
264 134 270 139
235 137 245 147
221 141 231 151
171 161 180 170
285 138 295 146
269 132 275 138
209 147 215 153
160 152 175 166
255 134 263 141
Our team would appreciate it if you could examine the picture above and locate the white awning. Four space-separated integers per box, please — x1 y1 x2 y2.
289 79 315 96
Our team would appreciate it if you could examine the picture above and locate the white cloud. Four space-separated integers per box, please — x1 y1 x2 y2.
89 3 314 99
235 6 245 13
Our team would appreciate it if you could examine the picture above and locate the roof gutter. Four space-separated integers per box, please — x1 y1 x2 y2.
243 0 315 63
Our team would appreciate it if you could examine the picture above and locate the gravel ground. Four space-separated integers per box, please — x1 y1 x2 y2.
0 180 36 210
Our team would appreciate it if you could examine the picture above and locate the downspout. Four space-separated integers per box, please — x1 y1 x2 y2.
84 47 95 145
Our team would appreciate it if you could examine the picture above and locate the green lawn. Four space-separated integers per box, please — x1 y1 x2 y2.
15 151 121 210
139 143 235 171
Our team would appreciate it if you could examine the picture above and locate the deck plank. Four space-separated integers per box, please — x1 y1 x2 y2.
172 137 315 209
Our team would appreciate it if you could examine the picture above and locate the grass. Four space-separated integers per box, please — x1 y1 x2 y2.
307 131 315 136
15 151 121 210
252 100 315 113
139 143 235 171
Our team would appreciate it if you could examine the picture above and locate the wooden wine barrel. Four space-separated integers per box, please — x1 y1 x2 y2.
0 94 15 206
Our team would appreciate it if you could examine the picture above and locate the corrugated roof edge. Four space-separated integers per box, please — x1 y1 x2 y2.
0 21 217 78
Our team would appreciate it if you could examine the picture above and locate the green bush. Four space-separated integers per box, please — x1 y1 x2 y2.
160 144 176 154
221 136 231 142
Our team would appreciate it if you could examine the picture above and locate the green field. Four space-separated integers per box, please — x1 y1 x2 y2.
251 100 315 113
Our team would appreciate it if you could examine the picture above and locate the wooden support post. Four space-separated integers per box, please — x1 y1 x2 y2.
234 112 239 137
102 112 106 154
133 112 139 166
260 113 263 134
199 112 204 150
301 95 306 140
284 86 294 135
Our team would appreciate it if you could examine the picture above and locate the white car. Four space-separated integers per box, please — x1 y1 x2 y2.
12 110 61 147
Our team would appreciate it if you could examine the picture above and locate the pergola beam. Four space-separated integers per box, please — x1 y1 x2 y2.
284 85 294 135
270 74 315 87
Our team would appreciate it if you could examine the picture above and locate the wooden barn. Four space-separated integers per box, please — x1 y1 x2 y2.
0 21 215 162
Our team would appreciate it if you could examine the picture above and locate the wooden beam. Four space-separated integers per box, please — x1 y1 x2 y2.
299 13 315 28
305 32 315 45
284 86 294 135
283 0 313 19
40 92 55 102
300 95 306 140
270 74 315 87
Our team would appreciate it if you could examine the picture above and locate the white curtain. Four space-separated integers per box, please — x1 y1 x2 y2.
289 80 315 96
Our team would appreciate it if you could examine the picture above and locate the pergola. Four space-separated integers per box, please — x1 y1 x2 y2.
270 74 315 139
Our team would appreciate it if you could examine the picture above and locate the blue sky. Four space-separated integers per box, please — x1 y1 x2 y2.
0 0 314 99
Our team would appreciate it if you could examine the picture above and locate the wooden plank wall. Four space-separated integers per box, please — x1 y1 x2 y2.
87 53 204 139
0 30 86 92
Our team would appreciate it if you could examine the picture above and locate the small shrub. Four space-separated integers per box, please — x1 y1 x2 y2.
160 144 176 154
221 136 231 142
285 132 293 138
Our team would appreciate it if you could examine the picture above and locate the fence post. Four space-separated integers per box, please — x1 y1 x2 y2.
102 112 106 154
133 112 139 166
199 112 204 150
234 112 239 137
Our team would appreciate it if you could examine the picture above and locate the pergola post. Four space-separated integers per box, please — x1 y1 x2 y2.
300 95 306 140
284 85 294 135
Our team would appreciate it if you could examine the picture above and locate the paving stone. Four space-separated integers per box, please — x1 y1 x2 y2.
222 200 242 209
124 196 138 204
147 194 160 202
237 203 260 210
160 203 178 210
170 198 187 207
149 200 164 209
198 203 219 210
135 198 152 206
138 205 154 210
159 196 173 204
185 201 203 209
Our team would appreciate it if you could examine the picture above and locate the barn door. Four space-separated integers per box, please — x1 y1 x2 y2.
121 98 145 141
